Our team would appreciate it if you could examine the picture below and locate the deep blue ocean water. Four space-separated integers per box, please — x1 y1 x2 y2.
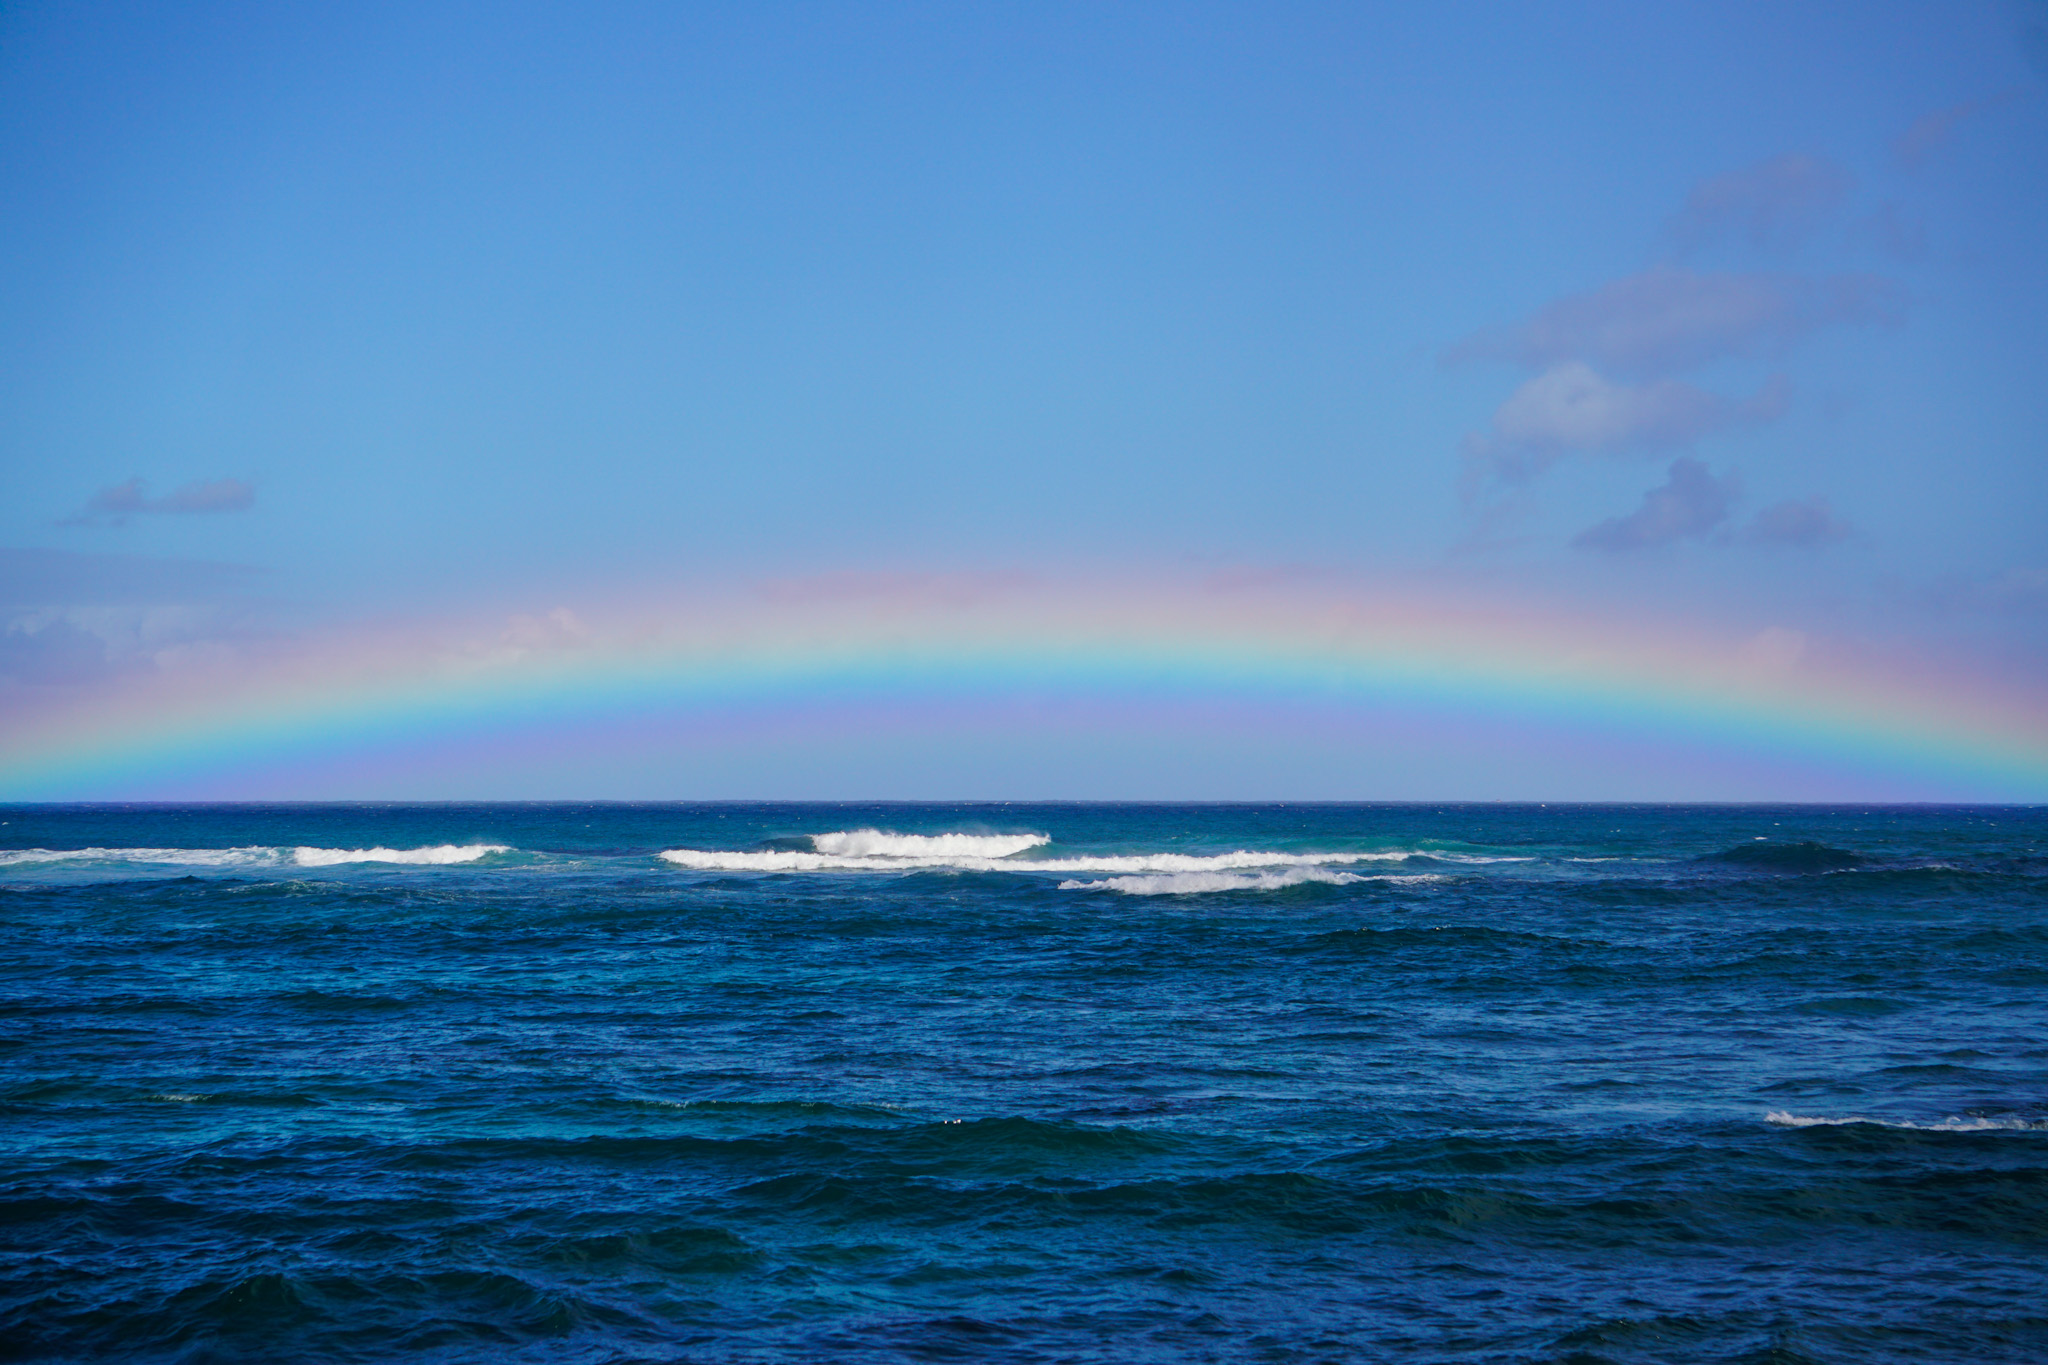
1 802 2044 1364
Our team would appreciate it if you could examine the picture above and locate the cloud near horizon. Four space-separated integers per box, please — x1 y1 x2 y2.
0 546 274 688
64 477 255 526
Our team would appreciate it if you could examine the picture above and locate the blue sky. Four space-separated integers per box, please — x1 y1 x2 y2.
2 1 2045 795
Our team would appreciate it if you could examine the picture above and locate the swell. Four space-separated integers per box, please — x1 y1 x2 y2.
10 1115 2048 1361
1700 840 1865 872
3 804 2043 1364
9 1121 2046 1293
1302 924 1606 954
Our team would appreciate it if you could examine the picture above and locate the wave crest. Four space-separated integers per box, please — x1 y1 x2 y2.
0 846 278 868
1058 868 1399 895
1 844 510 868
810 829 1049 859
1765 1110 2045 1132
291 845 509 866
659 843 1415 875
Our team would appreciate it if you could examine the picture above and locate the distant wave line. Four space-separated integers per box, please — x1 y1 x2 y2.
1765 1110 2045 1132
0 844 509 868
1059 868 1447 894
658 828 1520 874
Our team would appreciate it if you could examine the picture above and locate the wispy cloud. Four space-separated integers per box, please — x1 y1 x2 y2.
1894 92 2015 169
0 547 260 606
1666 153 1852 255
1451 154 1905 521
1572 458 1737 551
1461 364 1784 492
1740 496 1852 547
1446 266 1898 379
1918 565 2048 619
0 548 273 688
64 477 255 527
1570 473 1852 555
0 618 114 685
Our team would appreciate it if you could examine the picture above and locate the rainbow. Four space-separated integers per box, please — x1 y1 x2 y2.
3 575 2044 800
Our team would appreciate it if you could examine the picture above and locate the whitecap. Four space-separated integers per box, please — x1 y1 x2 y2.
1765 1110 2045 1132
0 844 512 869
0 846 282 868
657 849 1404 873
290 844 510 866
659 834 1425 875
661 849 945 871
1058 868 1361 895
810 829 1049 859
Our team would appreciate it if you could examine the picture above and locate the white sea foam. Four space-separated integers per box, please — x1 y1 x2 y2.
0 846 281 868
1061 869 1369 895
1057 868 1443 895
654 828 1519 880
658 842 1417 874
290 845 509 866
660 849 912 871
0 844 510 869
1765 1110 2045 1132
810 829 1049 859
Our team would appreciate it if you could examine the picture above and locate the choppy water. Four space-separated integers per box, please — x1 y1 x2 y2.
2 803 2044 1363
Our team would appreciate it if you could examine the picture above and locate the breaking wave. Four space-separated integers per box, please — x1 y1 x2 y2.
659 829 1414 876
1765 1111 2046 1132
809 829 1048 858
0 845 509 869
289 845 510 866
0 846 279 868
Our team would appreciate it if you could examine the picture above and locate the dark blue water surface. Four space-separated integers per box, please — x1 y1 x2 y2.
2 803 2044 1363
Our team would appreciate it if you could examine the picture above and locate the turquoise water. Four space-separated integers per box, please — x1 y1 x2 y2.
2 803 2044 1362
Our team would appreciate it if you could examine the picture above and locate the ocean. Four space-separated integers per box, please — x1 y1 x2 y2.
1 802 2043 1363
